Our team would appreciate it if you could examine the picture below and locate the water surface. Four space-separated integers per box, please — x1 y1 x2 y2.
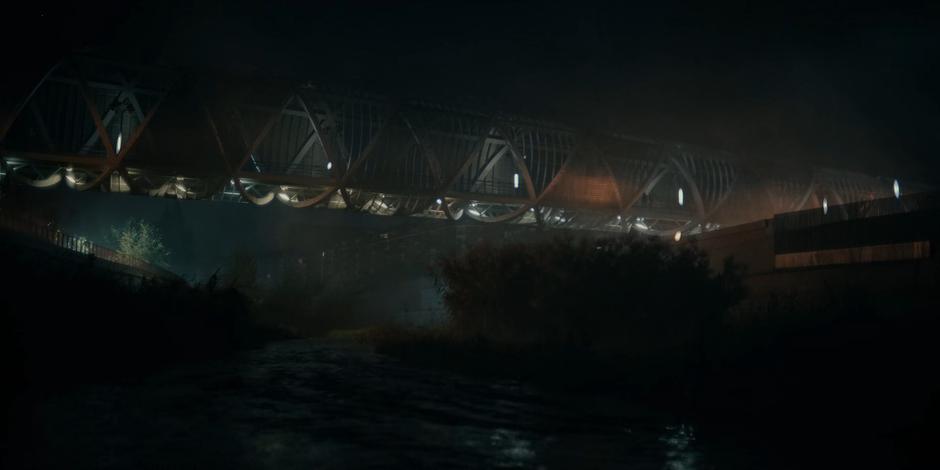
25 340 763 469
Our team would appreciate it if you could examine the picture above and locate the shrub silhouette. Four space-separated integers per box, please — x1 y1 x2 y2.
438 233 744 353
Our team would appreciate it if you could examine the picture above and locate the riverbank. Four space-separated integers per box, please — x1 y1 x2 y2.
1 237 292 468
1 236 287 392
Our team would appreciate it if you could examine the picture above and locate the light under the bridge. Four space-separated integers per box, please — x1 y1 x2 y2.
6 58 929 241
822 197 829 215
674 231 682 242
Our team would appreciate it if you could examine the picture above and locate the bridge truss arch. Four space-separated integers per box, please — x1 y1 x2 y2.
0 56 926 236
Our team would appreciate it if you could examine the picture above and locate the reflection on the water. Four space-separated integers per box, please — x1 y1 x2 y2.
26 340 751 469
662 424 700 470
490 428 536 467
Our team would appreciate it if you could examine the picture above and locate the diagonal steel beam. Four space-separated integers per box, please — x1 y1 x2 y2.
441 119 497 192
28 102 55 152
233 93 296 173
494 122 538 201
79 90 128 154
470 145 510 190
1 61 59 144
401 112 445 186
287 131 321 172
72 62 116 160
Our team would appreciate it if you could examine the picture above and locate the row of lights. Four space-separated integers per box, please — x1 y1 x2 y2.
467 176 902 232
669 178 903 238
305 154 903 228
822 179 901 216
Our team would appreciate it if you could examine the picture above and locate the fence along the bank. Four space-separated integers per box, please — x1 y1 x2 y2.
0 209 178 280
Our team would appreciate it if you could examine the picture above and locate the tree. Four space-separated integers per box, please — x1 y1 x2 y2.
111 219 170 267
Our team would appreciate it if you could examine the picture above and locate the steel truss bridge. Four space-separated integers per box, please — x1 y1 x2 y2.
0 57 920 237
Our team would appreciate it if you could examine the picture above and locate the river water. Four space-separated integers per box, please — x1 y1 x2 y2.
22 340 769 469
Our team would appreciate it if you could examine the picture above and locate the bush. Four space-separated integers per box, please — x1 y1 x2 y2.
437 234 744 353
110 218 170 267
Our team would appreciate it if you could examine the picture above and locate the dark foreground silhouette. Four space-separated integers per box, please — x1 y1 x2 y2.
0 234 283 468
3 233 938 468
371 235 940 468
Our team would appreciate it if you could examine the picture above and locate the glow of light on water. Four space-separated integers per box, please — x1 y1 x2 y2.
661 424 701 470
893 179 900 199
822 197 829 215
678 187 684 206
490 429 536 465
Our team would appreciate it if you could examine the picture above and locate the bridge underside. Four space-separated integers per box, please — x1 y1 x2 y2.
0 56 923 236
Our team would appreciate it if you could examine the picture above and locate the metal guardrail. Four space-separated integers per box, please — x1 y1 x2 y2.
0 210 178 280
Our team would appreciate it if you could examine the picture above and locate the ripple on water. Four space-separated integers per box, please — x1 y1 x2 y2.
30 340 732 469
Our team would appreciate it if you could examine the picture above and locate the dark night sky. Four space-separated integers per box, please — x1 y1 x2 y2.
7 1 940 181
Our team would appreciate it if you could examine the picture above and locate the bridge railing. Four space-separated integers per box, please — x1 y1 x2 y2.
0 210 178 280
